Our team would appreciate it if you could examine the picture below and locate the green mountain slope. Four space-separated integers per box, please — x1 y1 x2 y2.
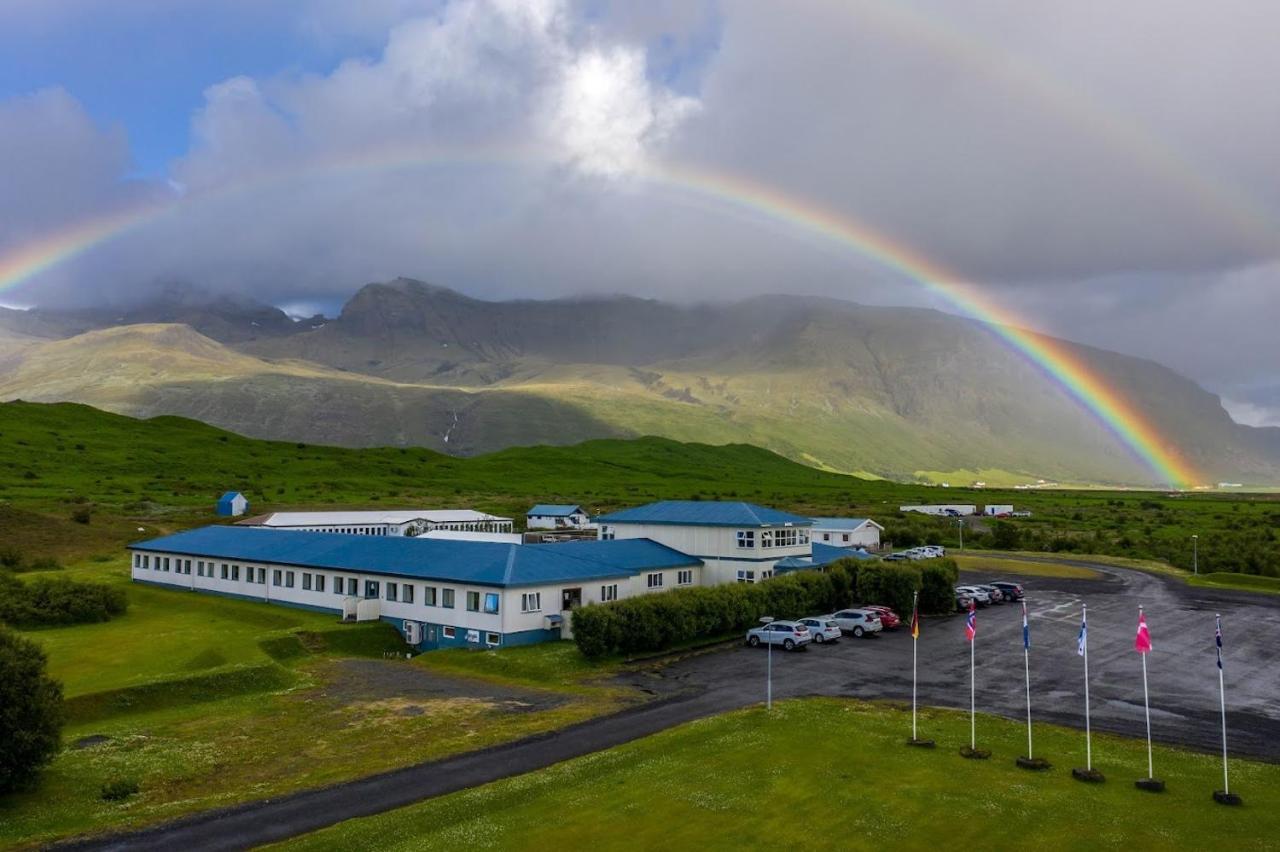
3 280 1278 486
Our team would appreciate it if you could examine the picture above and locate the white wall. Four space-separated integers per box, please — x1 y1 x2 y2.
598 523 807 585
813 524 881 549
526 512 590 530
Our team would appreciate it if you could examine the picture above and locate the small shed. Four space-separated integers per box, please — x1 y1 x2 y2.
216 491 248 517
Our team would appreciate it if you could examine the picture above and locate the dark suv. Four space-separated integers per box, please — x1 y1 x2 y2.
990 581 1025 601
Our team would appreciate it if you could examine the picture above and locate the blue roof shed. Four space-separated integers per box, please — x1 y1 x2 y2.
216 491 248 517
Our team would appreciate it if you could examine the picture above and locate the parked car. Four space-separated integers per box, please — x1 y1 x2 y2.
798 617 843 644
903 549 932 561
917 545 946 558
829 609 883 637
746 620 812 650
955 592 973 612
956 585 991 606
973 583 1005 604
990 581 1025 601
860 605 902 629
882 553 909 562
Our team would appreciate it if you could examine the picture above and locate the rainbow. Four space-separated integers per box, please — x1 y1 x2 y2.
0 151 1201 487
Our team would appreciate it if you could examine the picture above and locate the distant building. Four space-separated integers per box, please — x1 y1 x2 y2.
596 500 812 586
236 509 513 537
526 504 592 530
899 504 977 517
983 505 1014 516
810 517 884 549
216 492 248 517
129 526 700 650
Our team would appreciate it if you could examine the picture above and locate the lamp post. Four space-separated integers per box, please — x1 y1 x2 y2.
1192 534 1199 575
760 616 775 710
957 518 965 550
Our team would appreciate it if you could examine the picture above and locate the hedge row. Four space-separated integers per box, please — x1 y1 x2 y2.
0 574 128 628
572 557 959 658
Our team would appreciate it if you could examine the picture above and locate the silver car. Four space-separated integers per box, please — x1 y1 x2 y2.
746 620 812 650
798 617 843 644
829 608 883 637
956 585 991 606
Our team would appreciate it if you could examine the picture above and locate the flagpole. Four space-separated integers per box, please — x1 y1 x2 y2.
1140 605 1153 780
1217 614 1229 796
911 591 918 741
970 627 976 750
1083 604 1092 772
1023 601 1032 760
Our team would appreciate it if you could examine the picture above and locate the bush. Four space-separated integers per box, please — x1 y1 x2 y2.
919 558 960 614
572 571 840 659
71 507 92 524
100 777 140 801
0 575 127 628
855 562 918 618
0 626 64 792
991 521 1022 550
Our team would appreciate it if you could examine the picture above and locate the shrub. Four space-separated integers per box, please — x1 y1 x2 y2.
572 571 839 659
0 626 64 792
0 576 127 628
100 777 140 801
918 558 959 614
855 562 918 618
0 547 22 570
991 521 1022 550
71 507 92 525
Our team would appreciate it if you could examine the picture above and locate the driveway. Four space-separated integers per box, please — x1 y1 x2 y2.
61 558 1280 851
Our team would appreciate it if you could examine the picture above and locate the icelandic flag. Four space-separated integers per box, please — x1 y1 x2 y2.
964 600 977 642
1135 610 1152 654
1022 602 1030 650
1076 610 1087 657
1216 616 1224 670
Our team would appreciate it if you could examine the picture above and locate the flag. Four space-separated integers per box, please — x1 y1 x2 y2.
964 600 977 642
1216 616 1223 670
910 601 920 640
1077 611 1087 657
1022 602 1030 650
1135 610 1152 654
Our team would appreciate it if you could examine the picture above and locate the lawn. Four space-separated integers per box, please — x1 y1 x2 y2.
2 564 631 850
1188 572 1280 595
271 698 1280 851
954 553 1102 580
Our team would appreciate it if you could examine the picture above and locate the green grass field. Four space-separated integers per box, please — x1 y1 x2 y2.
1188 573 1280 595
271 698 1279 851
954 553 1103 579
1 559 631 849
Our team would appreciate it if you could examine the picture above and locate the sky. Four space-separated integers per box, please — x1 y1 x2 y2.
0 0 1278 425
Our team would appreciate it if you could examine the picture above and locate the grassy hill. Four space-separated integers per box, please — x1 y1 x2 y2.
2 401 1278 576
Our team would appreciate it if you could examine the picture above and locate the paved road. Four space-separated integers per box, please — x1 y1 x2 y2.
61 559 1280 851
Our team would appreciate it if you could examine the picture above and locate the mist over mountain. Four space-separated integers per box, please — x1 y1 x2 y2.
1 277 1276 487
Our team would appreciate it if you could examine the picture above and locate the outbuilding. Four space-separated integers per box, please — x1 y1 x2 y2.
236 509 513 536
810 517 884 549
216 492 248 517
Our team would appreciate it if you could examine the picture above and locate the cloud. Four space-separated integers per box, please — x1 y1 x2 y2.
3 0 1280 404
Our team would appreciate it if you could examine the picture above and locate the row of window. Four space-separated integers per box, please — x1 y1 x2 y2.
736 528 809 549
736 569 776 584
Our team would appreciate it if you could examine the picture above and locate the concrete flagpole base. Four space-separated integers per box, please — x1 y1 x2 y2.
1213 790 1243 806
959 746 991 759
906 738 936 748
1134 777 1166 793
1072 767 1105 783
1016 756 1051 771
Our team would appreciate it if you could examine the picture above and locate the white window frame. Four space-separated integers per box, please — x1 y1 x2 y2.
601 584 618 602
442 626 456 639
736 530 755 549
647 573 664 589
677 569 693 586
521 592 542 613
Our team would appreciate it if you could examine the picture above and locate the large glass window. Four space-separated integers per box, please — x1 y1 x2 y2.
483 593 500 614
423 586 438 606
601 584 618 602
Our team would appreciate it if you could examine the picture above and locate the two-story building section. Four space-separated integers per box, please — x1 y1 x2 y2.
595 500 813 586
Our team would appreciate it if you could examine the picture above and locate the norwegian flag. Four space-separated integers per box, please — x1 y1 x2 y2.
1135 610 1153 654
964 599 977 642
1216 616 1224 671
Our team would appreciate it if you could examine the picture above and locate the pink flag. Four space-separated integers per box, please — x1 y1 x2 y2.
1134 611 1152 654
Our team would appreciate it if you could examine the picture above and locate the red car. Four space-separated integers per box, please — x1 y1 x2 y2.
860 605 902 629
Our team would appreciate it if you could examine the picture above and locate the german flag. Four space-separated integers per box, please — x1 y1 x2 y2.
910 600 920 640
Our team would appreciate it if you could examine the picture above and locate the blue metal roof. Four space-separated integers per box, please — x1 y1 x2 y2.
811 542 875 565
527 504 584 516
810 517 878 530
595 500 812 528
217 491 243 503
129 526 699 588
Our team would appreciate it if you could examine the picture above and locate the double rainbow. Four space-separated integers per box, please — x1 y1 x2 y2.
0 153 1201 488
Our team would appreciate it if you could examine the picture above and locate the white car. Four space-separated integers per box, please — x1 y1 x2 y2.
828 609 883 637
919 545 946 558
956 585 991 606
745 620 812 650
798 616 843 644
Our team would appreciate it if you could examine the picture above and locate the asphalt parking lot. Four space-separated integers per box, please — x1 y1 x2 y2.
644 559 1280 760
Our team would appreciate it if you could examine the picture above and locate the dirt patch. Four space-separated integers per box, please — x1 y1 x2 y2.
72 734 111 750
303 658 566 714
